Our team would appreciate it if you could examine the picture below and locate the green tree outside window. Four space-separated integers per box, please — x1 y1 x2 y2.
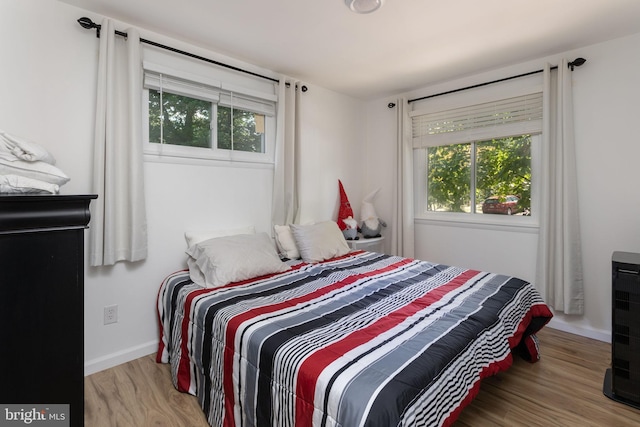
427 135 532 214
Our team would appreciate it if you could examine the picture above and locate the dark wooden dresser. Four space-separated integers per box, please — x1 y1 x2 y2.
0 194 96 427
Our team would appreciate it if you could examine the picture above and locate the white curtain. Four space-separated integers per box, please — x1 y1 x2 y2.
391 98 415 258
272 79 300 228
89 19 148 266
536 60 583 314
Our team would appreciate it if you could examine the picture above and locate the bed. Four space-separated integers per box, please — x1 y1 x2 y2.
156 224 552 427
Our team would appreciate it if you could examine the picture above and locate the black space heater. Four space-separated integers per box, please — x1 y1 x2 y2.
604 251 640 408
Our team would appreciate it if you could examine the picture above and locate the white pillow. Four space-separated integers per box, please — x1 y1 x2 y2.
184 225 255 247
0 174 59 194
0 130 56 164
187 257 206 287
0 158 69 186
274 225 300 259
290 221 351 263
186 232 290 288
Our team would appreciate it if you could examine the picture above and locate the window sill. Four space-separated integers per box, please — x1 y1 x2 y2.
415 213 539 234
143 144 274 169
143 151 274 169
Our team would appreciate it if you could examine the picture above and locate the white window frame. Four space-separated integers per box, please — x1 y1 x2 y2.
411 76 543 230
413 133 541 230
141 61 278 166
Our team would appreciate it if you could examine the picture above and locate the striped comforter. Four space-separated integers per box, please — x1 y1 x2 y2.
157 251 552 427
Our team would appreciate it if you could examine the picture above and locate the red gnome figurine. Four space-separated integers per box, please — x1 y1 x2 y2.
337 180 358 240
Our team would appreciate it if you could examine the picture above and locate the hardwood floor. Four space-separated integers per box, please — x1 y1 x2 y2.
84 354 208 427
455 328 640 426
85 328 640 426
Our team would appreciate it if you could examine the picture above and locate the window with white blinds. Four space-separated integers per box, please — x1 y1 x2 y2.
141 59 278 164
411 92 543 148
142 62 278 111
411 86 542 222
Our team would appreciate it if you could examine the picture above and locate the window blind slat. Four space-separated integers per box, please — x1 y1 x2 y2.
219 93 276 116
144 71 220 103
412 92 543 147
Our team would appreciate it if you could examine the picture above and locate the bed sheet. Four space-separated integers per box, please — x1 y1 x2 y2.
157 251 552 427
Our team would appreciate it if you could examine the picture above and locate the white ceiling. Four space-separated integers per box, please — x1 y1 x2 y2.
60 0 640 100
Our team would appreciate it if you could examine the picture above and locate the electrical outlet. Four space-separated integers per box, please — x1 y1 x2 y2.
104 305 118 325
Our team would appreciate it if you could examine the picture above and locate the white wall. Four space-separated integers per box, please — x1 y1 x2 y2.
366 32 640 342
296 84 367 224
1 0 366 374
5 0 637 375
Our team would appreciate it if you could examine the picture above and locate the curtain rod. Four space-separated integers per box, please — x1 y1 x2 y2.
77 17 281 84
405 57 586 105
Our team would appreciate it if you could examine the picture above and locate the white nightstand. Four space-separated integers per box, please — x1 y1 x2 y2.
346 236 384 253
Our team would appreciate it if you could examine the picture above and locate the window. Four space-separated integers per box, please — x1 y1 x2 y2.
148 90 266 153
426 134 534 215
148 89 212 148
142 61 277 163
217 106 265 153
412 89 542 223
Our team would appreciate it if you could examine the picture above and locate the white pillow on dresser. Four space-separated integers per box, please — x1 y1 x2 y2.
0 158 69 186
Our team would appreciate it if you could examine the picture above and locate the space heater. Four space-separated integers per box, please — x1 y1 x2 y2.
604 251 640 408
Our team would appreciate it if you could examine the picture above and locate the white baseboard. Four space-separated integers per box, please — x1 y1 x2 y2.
546 318 611 343
84 340 159 376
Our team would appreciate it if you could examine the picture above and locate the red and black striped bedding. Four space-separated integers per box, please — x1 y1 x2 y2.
157 251 552 427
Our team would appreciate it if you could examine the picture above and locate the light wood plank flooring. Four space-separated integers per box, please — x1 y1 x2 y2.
85 328 640 426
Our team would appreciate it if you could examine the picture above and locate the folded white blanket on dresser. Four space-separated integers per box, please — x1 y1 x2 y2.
0 174 59 194
0 129 69 193
0 130 56 164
